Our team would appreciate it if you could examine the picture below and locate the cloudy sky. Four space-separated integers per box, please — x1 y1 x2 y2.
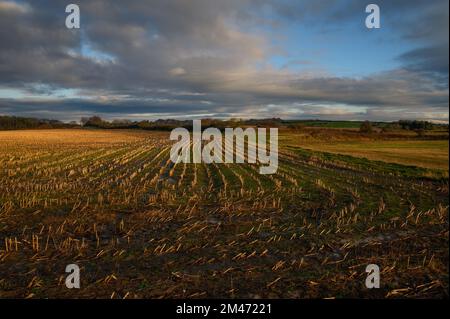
0 0 448 122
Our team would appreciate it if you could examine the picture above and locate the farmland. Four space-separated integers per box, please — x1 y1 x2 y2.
282 134 449 171
0 129 448 298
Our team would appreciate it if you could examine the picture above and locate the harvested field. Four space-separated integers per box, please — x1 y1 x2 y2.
0 129 448 298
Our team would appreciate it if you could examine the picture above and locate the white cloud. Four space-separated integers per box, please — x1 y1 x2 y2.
169 67 187 76
0 1 30 14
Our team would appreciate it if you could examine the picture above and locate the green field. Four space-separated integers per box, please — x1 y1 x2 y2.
282 137 449 171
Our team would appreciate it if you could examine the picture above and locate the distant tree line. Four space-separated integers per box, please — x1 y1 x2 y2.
358 120 445 134
396 120 434 130
2 115 446 133
81 116 285 131
0 116 78 130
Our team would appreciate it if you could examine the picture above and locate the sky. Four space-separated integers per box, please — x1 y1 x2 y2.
0 0 448 122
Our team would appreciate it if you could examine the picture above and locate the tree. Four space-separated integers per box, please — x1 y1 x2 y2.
84 116 104 128
398 120 433 131
112 119 132 125
80 117 89 126
360 121 373 133
0 116 70 130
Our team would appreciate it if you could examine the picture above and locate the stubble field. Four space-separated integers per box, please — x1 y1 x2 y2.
0 129 448 298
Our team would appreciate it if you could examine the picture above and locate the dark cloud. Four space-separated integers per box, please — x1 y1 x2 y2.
398 45 449 80
0 0 448 121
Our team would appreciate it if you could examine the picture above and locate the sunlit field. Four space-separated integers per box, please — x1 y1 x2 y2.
0 129 448 298
281 134 449 171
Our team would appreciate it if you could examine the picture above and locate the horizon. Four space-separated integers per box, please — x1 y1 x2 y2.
1 113 449 125
0 0 449 122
